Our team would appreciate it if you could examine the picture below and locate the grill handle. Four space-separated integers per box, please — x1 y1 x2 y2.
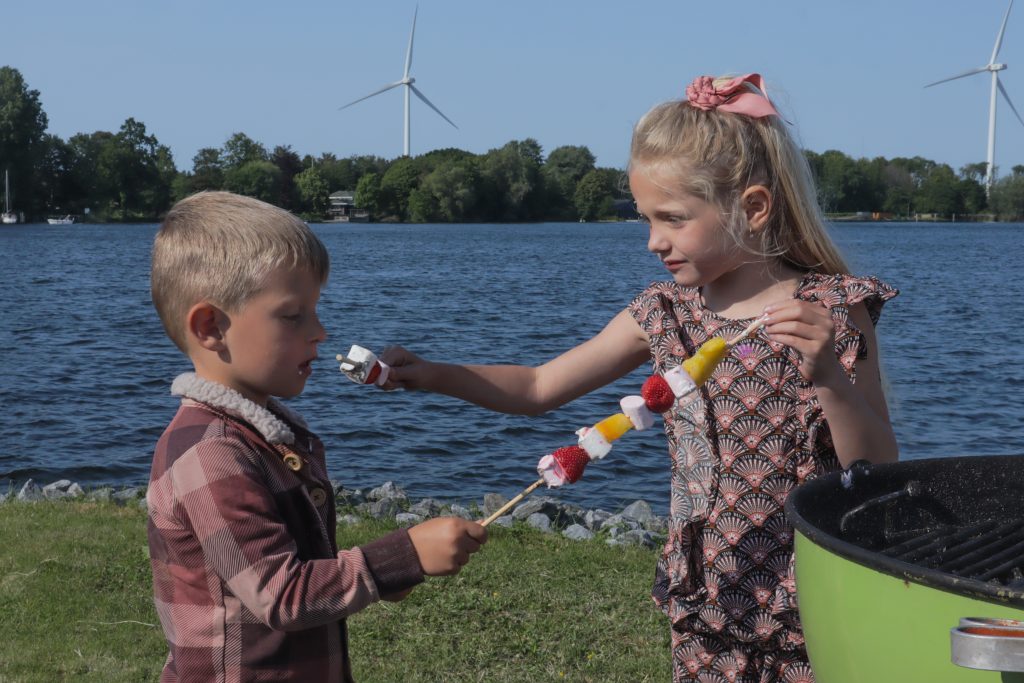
839 480 922 534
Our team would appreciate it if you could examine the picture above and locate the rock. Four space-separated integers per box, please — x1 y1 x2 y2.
336 514 361 526
643 516 668 534
584 509 612 531
488 515 514 528
563 524 594 541
335 487 366 507
607 529 658 549
17 480 43 502
526 513 551 532
367 481 407 502
67 482 85 498
482 493 509 517
409 498 444 517
600 513 641 533
621 500 654 524
368 498 403 520
43 479 75 500
113 486 145 505
88 487 114 502
449 504 473 520
511 497 578 527
395 512 424 527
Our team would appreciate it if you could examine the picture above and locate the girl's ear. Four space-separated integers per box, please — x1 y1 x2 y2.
187 302 229 352
741 185 772 233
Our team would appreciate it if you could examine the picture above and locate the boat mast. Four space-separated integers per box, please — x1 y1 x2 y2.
4 170 9 214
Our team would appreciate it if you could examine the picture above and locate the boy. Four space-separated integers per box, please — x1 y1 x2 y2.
147 191 486 682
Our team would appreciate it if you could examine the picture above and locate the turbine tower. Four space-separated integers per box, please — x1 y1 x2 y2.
926 0 1024 189
339 6 457 157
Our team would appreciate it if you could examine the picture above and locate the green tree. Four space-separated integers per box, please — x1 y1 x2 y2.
222 132 268 169
271 145 303 210
480 139 545 221
379 156 421 220
191 147 225 192
294 166 330 219
354 172 383 219
543 145 596 220
414 158 481 222
97 118 173 220
574 168 616 221
989 174 1024 219
916 164 961 216
223 160 281 203
0 67 49 218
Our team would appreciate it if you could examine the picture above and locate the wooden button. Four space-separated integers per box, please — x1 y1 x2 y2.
283 453 303 471
309 487 328 507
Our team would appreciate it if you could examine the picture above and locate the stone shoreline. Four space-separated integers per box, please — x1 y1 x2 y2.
2 478 668 549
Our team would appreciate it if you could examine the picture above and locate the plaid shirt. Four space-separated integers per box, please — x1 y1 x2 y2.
147 373 423 682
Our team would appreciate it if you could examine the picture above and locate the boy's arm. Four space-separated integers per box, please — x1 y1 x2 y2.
165 439 423 631
382 309 651 415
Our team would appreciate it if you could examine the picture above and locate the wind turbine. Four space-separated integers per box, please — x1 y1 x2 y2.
926 0 1024 189
339 6 457 157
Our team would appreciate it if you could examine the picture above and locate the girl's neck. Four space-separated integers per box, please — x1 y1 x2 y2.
700 259 805 320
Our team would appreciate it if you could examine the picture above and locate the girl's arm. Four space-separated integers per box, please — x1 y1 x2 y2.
380 309 652 415
763 300 898 468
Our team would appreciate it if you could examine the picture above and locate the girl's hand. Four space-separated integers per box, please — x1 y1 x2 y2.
762 300 844 385
378 345 431 391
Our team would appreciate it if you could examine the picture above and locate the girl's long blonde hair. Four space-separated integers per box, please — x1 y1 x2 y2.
629 82 848 275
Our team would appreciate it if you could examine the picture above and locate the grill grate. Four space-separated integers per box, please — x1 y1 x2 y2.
880 519 1024 586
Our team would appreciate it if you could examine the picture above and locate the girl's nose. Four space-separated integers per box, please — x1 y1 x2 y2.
647 223 670 254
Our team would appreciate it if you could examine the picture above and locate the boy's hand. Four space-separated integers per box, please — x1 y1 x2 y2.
762 300 845 385
378 345 431 391
407 517 487 576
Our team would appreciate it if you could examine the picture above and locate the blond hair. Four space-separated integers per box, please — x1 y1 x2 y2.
629 79 848 274
151 191 329 352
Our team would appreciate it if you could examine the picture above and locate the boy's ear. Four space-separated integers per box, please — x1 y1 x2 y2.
741 185 772 233
187 302 229 351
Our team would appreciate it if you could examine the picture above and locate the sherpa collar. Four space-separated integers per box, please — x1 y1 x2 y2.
170 373 308 445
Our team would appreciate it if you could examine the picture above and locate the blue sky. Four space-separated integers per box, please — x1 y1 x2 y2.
6 1 1024 177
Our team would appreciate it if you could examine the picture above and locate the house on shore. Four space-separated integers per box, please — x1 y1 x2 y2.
327 191 369 222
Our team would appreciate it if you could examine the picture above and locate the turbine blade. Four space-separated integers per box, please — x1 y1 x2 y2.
409 84 458 129
404 5 418 78
991 0 1014 63
924 66 990 88
998 78 1024 128
339 81 404 110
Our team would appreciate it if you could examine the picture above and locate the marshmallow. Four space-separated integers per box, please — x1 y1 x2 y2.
537 454 568 487
664 366 697 399
338 345 380 384
576 426 612 460
620 395 656 431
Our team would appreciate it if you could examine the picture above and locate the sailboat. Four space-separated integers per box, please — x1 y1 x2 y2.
2 170 17 224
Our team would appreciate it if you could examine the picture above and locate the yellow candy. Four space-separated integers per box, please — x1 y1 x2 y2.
594 413 633 442
682 337 728 386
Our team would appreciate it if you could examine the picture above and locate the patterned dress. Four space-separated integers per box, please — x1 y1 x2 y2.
628 274 897 683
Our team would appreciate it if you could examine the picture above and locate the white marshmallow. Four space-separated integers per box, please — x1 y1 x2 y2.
576 426 612 460
620 395 656 430
664 366 697 398
339 344 378 384
537 454 568 487
373 361 391 386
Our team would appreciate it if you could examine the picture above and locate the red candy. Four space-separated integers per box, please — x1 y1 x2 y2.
552 445 590 483
364 362 382 385
641 374 675 413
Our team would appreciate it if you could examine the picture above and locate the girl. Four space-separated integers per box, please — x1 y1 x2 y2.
381 73 898 682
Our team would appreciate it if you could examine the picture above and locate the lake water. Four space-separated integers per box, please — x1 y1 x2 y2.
1 221 1022 513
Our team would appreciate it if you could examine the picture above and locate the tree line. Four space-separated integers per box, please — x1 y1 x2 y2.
4 65 1024 223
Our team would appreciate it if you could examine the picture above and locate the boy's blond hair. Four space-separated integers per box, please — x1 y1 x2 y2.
151 191 330 352
630 80 849 275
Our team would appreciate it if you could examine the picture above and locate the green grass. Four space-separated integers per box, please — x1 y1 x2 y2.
0 501 669 682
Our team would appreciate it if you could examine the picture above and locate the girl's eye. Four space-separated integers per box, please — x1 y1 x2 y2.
284 314 303 323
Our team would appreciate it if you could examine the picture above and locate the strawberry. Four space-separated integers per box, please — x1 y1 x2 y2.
551 445 590 484
642 374 675 413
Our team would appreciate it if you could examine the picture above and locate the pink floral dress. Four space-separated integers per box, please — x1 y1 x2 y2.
628 274 897 682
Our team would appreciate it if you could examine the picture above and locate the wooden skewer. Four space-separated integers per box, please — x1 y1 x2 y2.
726 316 768 347
335 354 364 371
480 477 545 527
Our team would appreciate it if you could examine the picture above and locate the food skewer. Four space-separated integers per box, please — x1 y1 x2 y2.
480 477 544 527
340 334 748 524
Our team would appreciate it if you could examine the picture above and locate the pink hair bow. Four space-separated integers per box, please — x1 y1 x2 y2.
685 73 779 119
